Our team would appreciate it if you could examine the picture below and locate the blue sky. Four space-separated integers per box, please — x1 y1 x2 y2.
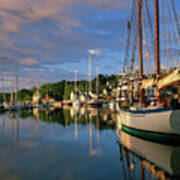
0 0 179 89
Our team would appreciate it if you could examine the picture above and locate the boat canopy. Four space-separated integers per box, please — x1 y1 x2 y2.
158 68 180 89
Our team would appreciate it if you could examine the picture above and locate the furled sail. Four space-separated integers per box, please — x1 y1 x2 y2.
158 68 180 89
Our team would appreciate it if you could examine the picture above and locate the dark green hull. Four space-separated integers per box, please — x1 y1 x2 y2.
122 124 180 145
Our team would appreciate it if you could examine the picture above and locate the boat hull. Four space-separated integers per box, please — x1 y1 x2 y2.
120 107 180 139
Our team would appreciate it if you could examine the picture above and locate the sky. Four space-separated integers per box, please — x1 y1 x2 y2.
0 0 179 90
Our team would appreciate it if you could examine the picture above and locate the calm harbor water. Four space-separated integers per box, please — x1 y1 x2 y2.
0 107 179 180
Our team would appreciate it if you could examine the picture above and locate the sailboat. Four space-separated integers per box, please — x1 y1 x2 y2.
72 70 82 109
86 65 102 108
6 62 25 111
32 87 41 108
120 0 180 141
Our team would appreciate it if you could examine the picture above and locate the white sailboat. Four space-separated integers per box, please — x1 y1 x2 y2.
72 70 81 109
120 0 180 140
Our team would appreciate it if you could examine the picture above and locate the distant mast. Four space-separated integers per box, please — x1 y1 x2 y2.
14 62 19 102
96 67 99 98
74 70 78 98
88 55 92 93
154 0 160 100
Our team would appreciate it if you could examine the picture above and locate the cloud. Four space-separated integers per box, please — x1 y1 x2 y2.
0 0 148 90
19 58 39 66
86 0 130 11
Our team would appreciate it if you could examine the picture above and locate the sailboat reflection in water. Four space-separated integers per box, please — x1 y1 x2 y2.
117 129 180 180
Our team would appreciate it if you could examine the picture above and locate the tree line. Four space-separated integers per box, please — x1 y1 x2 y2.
0 74 121 102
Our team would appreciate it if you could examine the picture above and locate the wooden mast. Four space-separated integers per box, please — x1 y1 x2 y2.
138 0 143 103
154 0 160 100
138 0 143 79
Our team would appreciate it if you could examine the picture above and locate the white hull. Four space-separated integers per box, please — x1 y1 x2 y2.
119 130 180 176
120 107 180 134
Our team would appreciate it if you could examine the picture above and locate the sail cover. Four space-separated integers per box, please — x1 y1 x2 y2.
141 79 154 89
158 68 180 89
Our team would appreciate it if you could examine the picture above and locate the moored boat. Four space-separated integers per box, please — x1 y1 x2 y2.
119 0 180 141
120 107 180 142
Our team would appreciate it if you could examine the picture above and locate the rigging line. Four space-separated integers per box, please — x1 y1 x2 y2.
144 0 154 44
142 3 151 75
168 0 179 67
144 0 155 70
171 0 180 40
165 2 173 69
161 0 169 68
167 0 175 69
130 1 138 76
123 0 137 73
130 30 138 76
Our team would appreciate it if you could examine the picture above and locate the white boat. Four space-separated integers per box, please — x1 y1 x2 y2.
118 130 180 177
119 0 180 141
120 107 180 141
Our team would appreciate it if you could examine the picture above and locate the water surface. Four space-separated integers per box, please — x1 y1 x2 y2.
0 108 179 180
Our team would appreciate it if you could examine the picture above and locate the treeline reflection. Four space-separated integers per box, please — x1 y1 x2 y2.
8 107 116 131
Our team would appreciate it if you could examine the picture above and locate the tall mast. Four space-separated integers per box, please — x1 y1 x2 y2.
138 0 143 80
138 0 143 103
154 0 160 100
